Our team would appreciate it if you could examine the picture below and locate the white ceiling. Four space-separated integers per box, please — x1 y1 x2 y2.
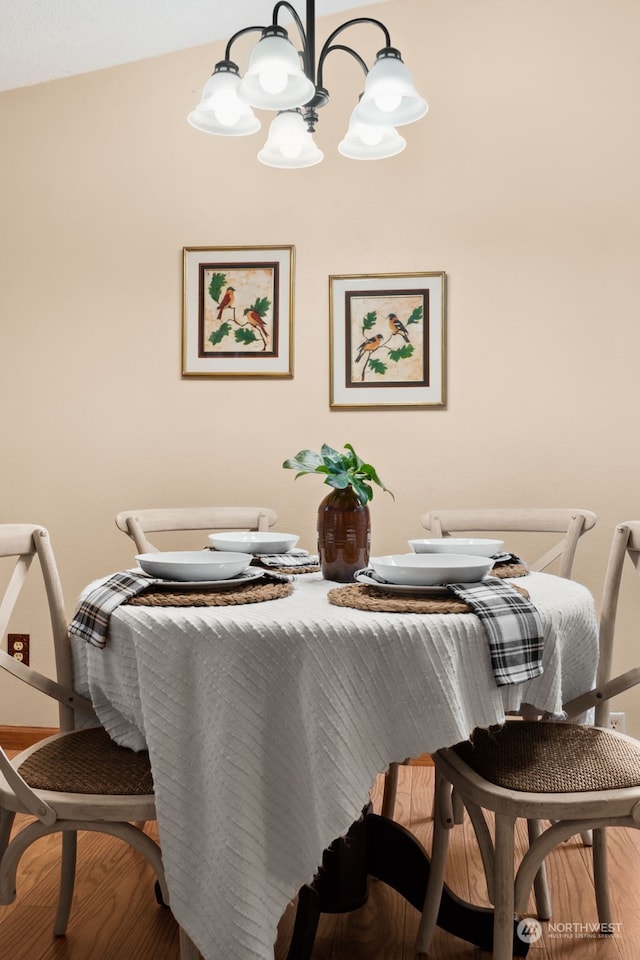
0 0 387 93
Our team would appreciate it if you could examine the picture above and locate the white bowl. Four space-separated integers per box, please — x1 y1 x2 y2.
408 538 504 558
370 553 494 586
136 551 251 582
208 531 299 554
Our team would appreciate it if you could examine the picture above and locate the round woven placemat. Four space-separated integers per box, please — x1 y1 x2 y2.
328 585 470 614
328 581 529 615
125 581 292 607
492 562 528 579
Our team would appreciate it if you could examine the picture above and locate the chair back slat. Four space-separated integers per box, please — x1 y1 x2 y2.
0 555 32 639
561 521 640 727
564 666 640 720
115 506 278 554
421 508 597 579
0 524 95 731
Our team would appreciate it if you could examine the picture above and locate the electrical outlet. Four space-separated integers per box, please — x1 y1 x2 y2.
609 712 626 733
7 633 29 666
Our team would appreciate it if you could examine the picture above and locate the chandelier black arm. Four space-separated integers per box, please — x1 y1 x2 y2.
272 2 312 76
316 43 368 91
272 1 306 36
317 17 391 89
222 4 390 106
224 25 268 62
319 16 391 63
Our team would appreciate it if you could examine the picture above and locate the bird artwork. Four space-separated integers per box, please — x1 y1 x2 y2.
216 285 236 320
387 312 410 342
355 332 384 364
243 307 268 349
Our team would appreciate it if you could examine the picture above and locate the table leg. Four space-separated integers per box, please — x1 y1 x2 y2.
286 806 529 960
285 885 322 960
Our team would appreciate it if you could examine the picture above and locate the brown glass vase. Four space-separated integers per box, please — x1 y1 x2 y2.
317 487 371 583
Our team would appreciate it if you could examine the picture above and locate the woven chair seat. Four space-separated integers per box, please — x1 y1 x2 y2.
17 727 154 796
452 721 640 793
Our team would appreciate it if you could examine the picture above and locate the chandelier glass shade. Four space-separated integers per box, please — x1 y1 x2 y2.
237 26 316 109
257 110 324 167
188 1 428 168
352 48 428 127
188 63 261 135
338 113 406 160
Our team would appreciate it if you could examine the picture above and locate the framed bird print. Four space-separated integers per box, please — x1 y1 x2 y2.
329 271 446 408
182 245 294 377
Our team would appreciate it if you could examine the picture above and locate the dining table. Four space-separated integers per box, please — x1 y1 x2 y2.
69 565 598 960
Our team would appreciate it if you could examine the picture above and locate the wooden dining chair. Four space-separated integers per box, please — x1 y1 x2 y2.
416 521 640 960
115 505 278 554
420 507 597 579
0 524 169 936
381 507 598 820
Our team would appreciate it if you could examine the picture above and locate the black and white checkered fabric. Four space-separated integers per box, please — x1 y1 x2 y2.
69 572 152 648
447 575 544 686
255 553 320 568
492 552 525 567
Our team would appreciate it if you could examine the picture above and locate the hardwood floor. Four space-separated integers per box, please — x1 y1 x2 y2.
1 762 639 959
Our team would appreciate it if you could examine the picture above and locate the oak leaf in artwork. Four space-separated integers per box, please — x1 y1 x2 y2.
235 328 259 345
368 358 388 375
250 296 271 317
208 273 227 303
209 321 231 346
388 344 414 363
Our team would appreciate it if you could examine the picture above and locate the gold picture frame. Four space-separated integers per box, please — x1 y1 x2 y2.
329 271 446 408
182 245 294 377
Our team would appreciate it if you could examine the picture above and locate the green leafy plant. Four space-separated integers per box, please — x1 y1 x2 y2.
283 443 394 505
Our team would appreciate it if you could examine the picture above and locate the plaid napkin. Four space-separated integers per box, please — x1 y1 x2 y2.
446 576 543 686
254 553 320 568
355 565 542 687
492 552 528 569
355 568 396 584
208 545 319 569
69 571 153 648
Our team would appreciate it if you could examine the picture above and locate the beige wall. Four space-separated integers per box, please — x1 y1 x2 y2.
1 0 639 730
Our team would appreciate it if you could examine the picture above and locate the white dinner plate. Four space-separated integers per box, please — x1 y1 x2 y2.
208 532 299 554
138 567 265 591
369 553 493 586
355 572 451 597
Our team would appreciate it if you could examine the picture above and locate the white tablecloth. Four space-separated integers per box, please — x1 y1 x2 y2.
71 572 597 960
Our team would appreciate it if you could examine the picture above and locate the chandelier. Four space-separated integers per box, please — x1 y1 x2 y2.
187 0 428 168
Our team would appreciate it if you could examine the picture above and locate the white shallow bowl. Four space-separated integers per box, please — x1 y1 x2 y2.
408 538 504 558
370 553 494 586
208 531 299 554
136 551 251 582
